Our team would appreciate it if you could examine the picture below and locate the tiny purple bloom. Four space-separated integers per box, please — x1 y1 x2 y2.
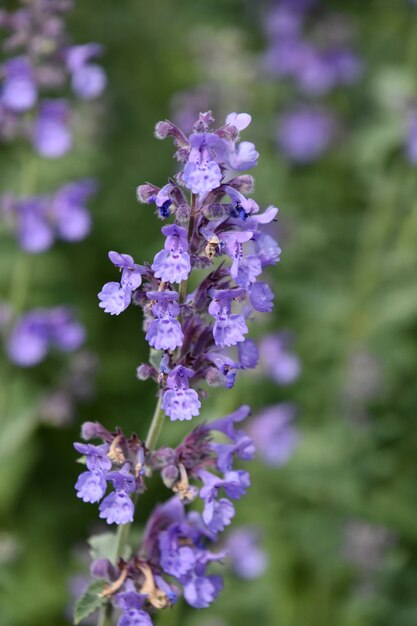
208 289 248 347
162 365 201 421
145 290 183 351
33 99 72 159
152 224 191 283
248 403 300 466
75 471 107 503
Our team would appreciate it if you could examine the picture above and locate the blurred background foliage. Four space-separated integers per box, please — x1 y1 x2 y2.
1 1 417 625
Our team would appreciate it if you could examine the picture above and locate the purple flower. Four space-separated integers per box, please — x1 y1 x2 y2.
75 471 107 504
183 133 223 196
33 99 72 159
277 106 336 163
209 405 251 441
208 289 248 348
248 404 299 466
222 230 262 289
98 251 142 315
183 570 223 609
249 282 274 313
152 224 191 284
212 431 255 474
159 524 196 577
162 365 201 421
1 57 37 112
116 588 152 626
98 282 129 315
259 333 301 384
98 495 134 526
17 197 53 253
145 291 183 351
199 470 250 511
7 307 85 367
52 179 96 241
254 232 281 267
66 43 107 100
226 527 268 579
203 498 235 535
238 339 259 369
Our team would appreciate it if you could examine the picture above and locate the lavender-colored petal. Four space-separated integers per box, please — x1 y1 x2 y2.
183 573 223 609
162 388 201 421
33 99 72 159
250 282 274 313
75 471 106 503
99 491 134 525
98 282 131 315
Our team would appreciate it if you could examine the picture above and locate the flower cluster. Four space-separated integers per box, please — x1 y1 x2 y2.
74 111 284 623
262 0 362 163
6 306 85 366
99 112 279 422
0 0 106 151
0 179 96 252
75 405 254 618
0 1 105 377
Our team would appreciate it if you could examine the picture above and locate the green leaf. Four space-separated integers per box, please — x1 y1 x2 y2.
88 532 116 561
149 348 161 370
73 579 107 625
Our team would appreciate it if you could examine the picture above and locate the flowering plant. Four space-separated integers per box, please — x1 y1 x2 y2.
73 110 281 625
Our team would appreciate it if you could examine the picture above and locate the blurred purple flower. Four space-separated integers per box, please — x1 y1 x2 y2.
277 106 336 163
226 527 268 579
248 403 299 466
7 307 85 367
259 332 301 385
33 99 72 158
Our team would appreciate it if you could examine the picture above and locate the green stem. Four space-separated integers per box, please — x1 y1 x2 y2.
96 393 164 626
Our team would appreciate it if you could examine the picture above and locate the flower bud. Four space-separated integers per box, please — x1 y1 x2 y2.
136 183 159 204
161 464 180 488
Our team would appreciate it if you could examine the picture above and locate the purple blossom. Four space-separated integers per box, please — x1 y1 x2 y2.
159 524 197 577
1 57 37 112
99 467 136 525
254 232 281 267
226 527 268 579
248 404 299 466
277 106 336 163
249 282 274 313
52 179 96 241
75 471 107 504
208 289 248 348
98 251 142 315
238 338 259 369
7 307 85 367
145 291 183 351
152 224 191 284
222 230 262 289
259 333 301 384
33 99 72 158
17 197 54 253
162 365 201 421
66 43 107 100
183 570 223 609
183 133 223 196
212 431 255 474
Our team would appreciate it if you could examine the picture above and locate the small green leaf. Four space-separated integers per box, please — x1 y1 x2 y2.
88 532 116 561
73 579 107 625
149 348 161 370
